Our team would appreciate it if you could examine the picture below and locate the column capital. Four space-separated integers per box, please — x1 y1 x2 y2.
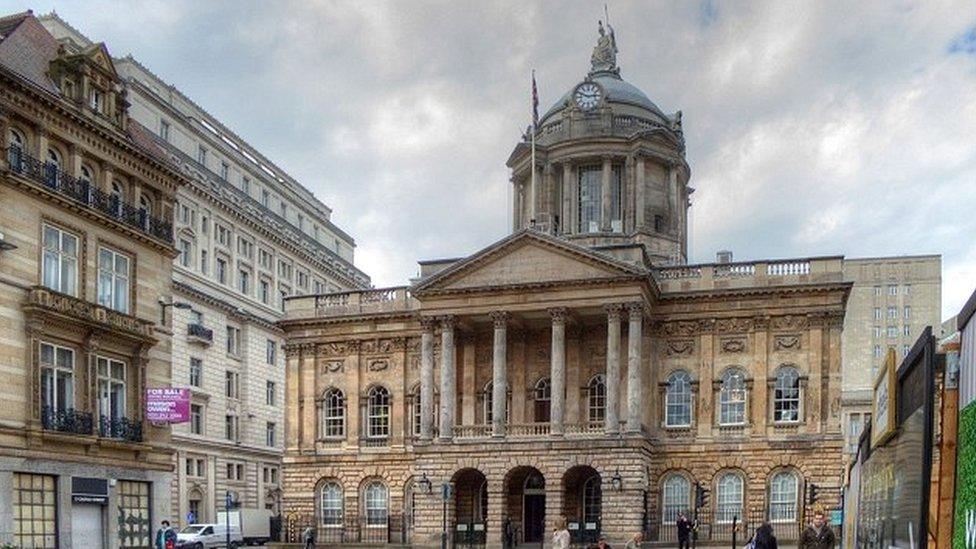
419 316 437 332
548 307 568 324
604 303 624 321
439 315 457 330
626 302 646 321
488 310 510 328
543 163 554 175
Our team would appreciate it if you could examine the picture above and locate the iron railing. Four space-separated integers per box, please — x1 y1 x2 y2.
285 513 409 545
7 146 173 243
99 416 143 442
187 323 214 343
649 507 802 544
41 406 94 435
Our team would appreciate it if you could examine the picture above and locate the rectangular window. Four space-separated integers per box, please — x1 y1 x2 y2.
216 258 227 284
278 260 292 280
903 325 911 337
297 270 309 289
201 215 209 234
241 177 250 195
200 250 208 274
887 307 897 319
266 340 276 365
220 161 229 180
261 189 270 208
96 356 127 429
226 462 243 481
226 325 241 356
225 414 238 441
280 202 288 218
237 236 253 259
298 214 304 231
887 326 897 338
266 422 276 446
873 308 881 320
873 285 882 296
258 248 272 269
178 239 192 267
904 285 911 295
260 279 270 304
888 285 897 295
225 370 240 399
902 344 910 357
13 473 57 549
117 481 150 549
873 326 881 338
160 120 170 141
904 306 911 319
873 345 882 358
189 358 202 387
42 224 79 296
97 247 131 314
190 404 203 434
609 165 623 231
577 165 602 233
40 342 74 415
216 224 231 246
266 381 276 406
198 146 208 166
179 204 191 224
238 269 250 295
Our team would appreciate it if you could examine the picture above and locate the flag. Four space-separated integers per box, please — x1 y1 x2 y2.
531 70 539 129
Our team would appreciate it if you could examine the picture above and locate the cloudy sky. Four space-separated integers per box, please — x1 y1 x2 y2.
15 0 976 320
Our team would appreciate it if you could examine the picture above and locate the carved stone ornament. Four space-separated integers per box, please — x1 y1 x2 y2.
720 338 746 353
325 360 343 373
774 335 802 351
321 342 348 357
771 315 808 331
716 318 753 334
666 339 694 357
409 355 421 370
367 359 389 372
663 320 698 337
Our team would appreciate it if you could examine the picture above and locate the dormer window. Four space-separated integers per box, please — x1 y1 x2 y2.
90 89 102 113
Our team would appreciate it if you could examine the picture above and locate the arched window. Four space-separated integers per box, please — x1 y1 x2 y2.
665 371 693 427
719 369 747 426
8 128 25 172
366 386 390 438
483 381 510 425
79 165 95 203
661 474 691 521
583 474 602 524
587 375 606 424
363 482 389 527
320 482 343 527
715 472 743 523
769 471 799 522
45 148 61 187
773 366 801 423
533 377 551 423
138 195 153 230
110 180 125 217
321 388 345 438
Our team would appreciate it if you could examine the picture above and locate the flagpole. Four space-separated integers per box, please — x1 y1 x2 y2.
530 69 537 228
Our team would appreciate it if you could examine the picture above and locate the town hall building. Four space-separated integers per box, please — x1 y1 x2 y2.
279 23 850 546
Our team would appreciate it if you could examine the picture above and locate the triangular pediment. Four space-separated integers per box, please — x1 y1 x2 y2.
413 230 646 294
81 43 117 78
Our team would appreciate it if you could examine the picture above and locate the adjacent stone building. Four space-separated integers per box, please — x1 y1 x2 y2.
838 255 941 456
279 26 850 546
39 12 371 527
0 11 184 548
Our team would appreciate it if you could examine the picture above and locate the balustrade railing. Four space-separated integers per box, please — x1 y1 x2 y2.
99 416 143 442
359 437 389 448
507 422 551 437
41 406 94 435
309 286 418 317
7 146 173 243
564 421 604 435
767 260 811 276
453 424 492 439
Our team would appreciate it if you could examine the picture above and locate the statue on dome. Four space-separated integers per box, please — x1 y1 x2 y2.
591 20 618 73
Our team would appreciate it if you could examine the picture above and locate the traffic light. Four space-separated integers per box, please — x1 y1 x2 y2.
695 482 710 509
806 483 819 506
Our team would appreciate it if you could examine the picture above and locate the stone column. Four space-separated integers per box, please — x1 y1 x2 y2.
543 163 555 232
560 163 572 235
439 315 457 441
490 311 509 437
549 308 567 435
605 304 623 434
635 155 646 229
600 155 612 231
419 318 436 441
626 303 644 433
511 177 521 232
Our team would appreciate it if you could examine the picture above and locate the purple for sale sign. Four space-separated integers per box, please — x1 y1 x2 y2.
146 388 190 423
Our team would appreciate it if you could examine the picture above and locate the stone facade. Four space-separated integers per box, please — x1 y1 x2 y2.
38 11 371 527
839 256 941 456
277 24 852 547
0 12 183 548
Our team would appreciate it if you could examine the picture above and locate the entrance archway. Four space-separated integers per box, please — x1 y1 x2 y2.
504 466 546 544
563 466 602 544
452 468 488 545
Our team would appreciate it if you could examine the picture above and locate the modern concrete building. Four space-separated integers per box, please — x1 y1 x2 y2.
0 11 185 548
279 25 850 547
39 12 370 529
839 255 941 456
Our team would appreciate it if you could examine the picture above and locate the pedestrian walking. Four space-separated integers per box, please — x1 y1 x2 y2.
503 518 516 549
676 511 692 549
302 524 315 549
154 520 176 549
750 523 778 549
624 531 644 548
593 534 613 548
798 510 835 549
552 516 571 549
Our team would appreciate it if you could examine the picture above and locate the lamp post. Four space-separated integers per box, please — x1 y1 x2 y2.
158 299 192 326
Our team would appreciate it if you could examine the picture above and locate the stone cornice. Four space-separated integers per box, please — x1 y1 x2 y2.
174 279 282 333
657 281 852 302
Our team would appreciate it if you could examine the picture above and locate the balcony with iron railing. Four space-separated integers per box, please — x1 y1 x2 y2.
98 416 143 442
654 256 845 293
187 323 214 345
41 406 94 436
284 286 419 321
5 146 173 244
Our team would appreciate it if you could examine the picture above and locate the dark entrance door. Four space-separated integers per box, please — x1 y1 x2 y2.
523 494 545 543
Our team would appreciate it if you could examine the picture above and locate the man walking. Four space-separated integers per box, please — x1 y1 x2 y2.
799 510 836 549
676 511 692 549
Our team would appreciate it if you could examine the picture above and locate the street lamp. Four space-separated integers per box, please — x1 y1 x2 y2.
610 469 623 491
159 299 192 311
418 472 432 494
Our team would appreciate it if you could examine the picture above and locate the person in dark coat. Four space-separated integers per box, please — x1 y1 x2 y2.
799 511 836 549
676 511 692 549
503 518 516 549
752 522 778 549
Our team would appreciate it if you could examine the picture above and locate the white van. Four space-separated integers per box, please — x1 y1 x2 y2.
175 523 244 549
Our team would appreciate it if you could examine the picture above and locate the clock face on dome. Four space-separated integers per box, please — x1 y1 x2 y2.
574 82 602 110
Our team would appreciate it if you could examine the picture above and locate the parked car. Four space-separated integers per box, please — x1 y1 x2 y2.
175 523 243 549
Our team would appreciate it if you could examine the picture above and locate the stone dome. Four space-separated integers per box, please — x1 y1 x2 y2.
540 71 669 125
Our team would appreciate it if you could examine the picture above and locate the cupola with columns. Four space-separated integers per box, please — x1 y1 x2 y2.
507 21 691 267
